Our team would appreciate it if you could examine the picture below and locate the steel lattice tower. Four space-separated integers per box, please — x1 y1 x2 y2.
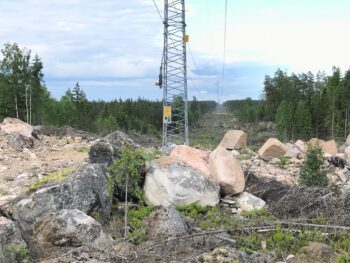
161 0 189 147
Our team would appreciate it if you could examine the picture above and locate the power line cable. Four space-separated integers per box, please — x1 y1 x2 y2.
223 0 228 80
152 0 164 22
222 0 228 101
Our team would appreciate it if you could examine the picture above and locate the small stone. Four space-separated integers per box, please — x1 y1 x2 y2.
74 137 83 143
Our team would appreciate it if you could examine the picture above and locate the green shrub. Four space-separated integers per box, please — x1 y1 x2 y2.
275 157 290 168
4 244 29 260
176 203 218 221
127 206 155 244
299 144 328 187
108 147 145 203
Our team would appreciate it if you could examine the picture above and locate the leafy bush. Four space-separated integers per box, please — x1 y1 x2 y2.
176 203 218 220
299 144 328 187
108 146 145 203
4 244 29 260
127 206 155 244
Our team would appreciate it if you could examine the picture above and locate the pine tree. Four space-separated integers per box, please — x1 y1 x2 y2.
300 144 328 187
294 101 311 140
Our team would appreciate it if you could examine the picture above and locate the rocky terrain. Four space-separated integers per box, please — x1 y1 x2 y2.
0 117 350 263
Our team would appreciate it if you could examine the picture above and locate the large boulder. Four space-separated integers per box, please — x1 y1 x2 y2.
89 141 114 164
258 138 288 161
209 146 245 195
33 209 114 249
0 118 33 138
308 138 338 156
284 146 303 159
145 207 189 240
0 118 34 150
322 140 338 156
0 217 28 263
9 163 112 234
234 192 266 212
295 140 306 152
219 130 247 150
89 131 138 164
144 159 220 207
170 145 210 177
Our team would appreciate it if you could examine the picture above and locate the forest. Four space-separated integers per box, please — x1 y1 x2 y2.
0 43 216 136
225 68 350 142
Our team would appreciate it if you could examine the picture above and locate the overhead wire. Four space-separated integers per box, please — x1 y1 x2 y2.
222 0 228 100
152 0 164 22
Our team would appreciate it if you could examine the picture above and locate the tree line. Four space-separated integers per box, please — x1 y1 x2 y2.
0 43 216 136
225 68 350 142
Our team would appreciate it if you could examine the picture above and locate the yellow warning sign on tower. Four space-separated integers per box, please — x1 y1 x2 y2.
184 35 189 43
163 106 172 124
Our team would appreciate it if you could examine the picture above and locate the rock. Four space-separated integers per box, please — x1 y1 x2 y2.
345 146 350 164
219 130 247 150
295 140 306 152
288 242 336 263
346 134 350 146
0 217 28 263
258 138 288 161
114 242 136 257
234 192 266 212
145 207 189 240
74 136 83 143
209 146 245 195
89 131 138 164
4 133 33 151
22 148 37 160
10 163 112 234
322 140 338 156
34 209 114 249
0 118 33 138
169 145 210 177
38 246 123 263
284 146 302 159
144 159 220 207
308 138 338 156
89 141 114 164
231 150 240 156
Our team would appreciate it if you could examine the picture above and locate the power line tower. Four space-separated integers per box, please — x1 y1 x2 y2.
157 0 189 148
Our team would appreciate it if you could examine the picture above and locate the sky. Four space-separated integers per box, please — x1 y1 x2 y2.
0 0 350 101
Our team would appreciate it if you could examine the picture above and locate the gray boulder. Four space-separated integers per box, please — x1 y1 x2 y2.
33 209 114 249
145 207 189 240
10 163 112 234
4 133 33 151
0 217 28 263
89 141 114 164
144 159 220 207
234 192 266 212
89 131 139 164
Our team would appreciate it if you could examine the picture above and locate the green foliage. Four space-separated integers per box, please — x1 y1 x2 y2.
223 98 264 123
337 255 350 263
108 147 145 203
3 243 29 260
28 167 75 192
262 68 350 141
240 209 274 223
176 203 218 221
127 206 155 244
299 144 328 187
275 157 290 168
